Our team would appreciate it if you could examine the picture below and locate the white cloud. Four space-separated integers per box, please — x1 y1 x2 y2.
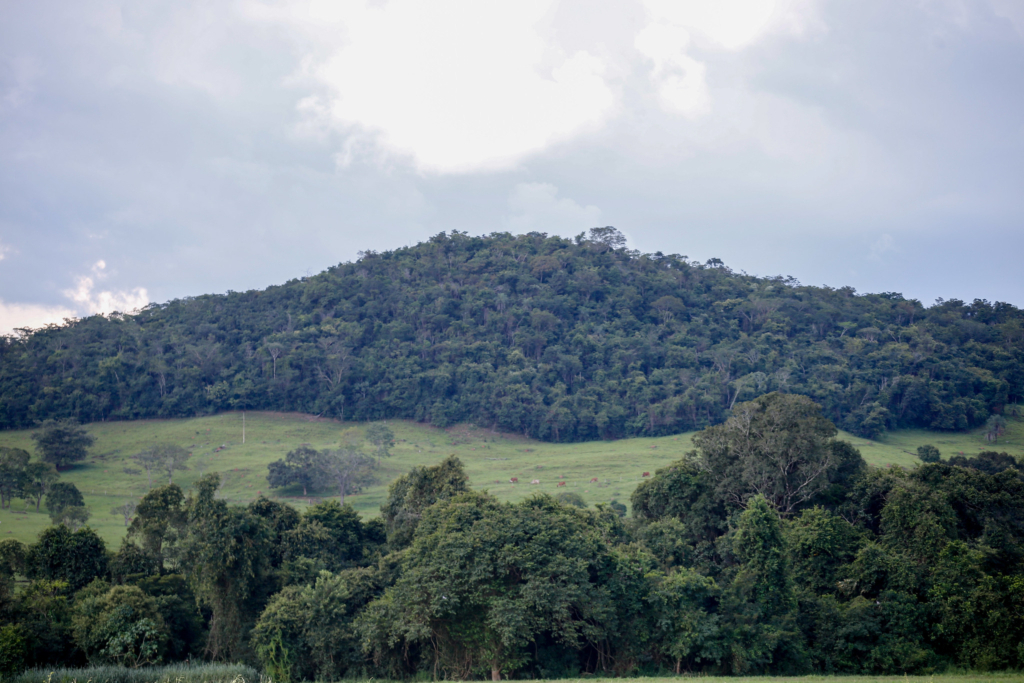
295 0 616 174
0 301 77 336
641 0 781 50
505 183 602 236
634 22 711 118
64 260 150 316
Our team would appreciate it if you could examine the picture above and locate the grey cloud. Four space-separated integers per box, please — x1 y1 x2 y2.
1 0 1022 330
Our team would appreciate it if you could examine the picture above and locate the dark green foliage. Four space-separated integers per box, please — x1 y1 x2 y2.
0 539 26 579
44 482 83 516
947 450 1022 475
4 402 1024 678
127 484 186 570
696 393 857 516
108 542 159 583
0 624 27 678
30 420 94 468
362 493 613 681
282 501 366 574
2 231 1021 441
917 444 941 463
265 446 322 496
252 567 384 682
0 448 29 510
554 491 586 508
179 474 272 662
14 580 81 668
131 575 205 662
72 582 168 666
20 463 58 512
26 526 107 591
380 454 469 549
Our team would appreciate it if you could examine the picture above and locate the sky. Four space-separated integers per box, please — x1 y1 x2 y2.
1 0 1023 333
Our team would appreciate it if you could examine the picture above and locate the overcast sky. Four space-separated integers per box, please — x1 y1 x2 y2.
2 0 1023 333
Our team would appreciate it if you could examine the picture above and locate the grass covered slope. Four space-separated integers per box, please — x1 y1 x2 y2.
1 229 1021 442
4 411 1021 546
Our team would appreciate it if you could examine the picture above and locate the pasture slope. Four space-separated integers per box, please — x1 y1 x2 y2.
2 411 1022 547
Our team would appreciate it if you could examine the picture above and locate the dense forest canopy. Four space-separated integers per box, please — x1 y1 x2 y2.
3 395 1024 678
1 228 1021 440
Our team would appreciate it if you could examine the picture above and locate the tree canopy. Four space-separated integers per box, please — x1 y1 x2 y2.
1 229 1020 441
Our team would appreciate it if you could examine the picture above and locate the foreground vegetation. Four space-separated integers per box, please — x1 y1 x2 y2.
1 228 1021 441
2 394 1023 680
2 411 1021 546
12 663 263 683
11 675 1024 683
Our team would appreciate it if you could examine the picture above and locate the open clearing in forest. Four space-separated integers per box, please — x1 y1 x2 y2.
1 411 1021 546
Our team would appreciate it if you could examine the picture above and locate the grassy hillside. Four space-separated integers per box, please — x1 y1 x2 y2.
3 411 1022 547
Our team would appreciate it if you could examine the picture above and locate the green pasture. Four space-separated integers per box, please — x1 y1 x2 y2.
1 411 1021 547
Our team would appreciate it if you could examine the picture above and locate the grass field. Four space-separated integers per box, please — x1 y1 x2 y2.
1 411 1021 547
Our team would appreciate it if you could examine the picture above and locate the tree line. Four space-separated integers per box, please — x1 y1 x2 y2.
0 228 1021 441
1 393 1023 679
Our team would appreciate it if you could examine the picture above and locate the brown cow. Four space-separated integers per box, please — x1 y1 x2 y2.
556 481 566 487
642 472 650 477
510 477 519 484
590 477 598 483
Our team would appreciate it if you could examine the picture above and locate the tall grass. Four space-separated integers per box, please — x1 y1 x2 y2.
12 663 268 683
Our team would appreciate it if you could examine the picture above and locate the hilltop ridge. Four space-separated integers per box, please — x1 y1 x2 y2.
1 227 1021 440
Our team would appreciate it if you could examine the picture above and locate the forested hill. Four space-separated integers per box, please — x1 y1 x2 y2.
2 228 1022 440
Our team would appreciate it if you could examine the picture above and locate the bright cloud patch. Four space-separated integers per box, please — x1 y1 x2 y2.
0 301 76 335
634 22 711 118
301 0 615 173
505 183 601 236
642 0 780 50
64 261 149 316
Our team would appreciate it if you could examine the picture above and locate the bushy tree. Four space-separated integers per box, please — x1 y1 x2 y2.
916 444 941 463
363 493 611 681
26 526 107 591
380 454 469 549
0 448 29 509
31 419 94 468
695 393 863 516
44 481 83 516
72 583 168 666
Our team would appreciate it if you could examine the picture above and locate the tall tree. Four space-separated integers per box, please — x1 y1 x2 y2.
365 424 395 466
318 449 375 505
111 500 137 527
695 393 857 516
266 446 324 496
181 474 272 662
0 448 29 509
21 462 58 511
45 482 84 517
31 419 95 468
380 454 469 549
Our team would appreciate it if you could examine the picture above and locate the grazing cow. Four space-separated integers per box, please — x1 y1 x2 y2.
510 477 519 484
590 477 598 483
531 479 541 484
556 481 566 487
642 472 650 477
